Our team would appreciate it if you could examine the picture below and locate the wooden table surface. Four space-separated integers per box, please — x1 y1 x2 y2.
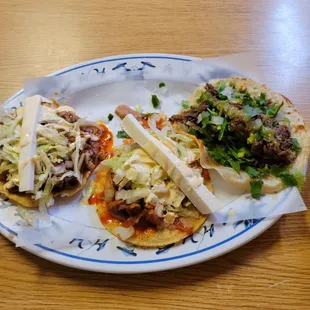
1 1 310 309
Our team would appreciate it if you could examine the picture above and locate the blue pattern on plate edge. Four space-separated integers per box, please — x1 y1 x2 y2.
69 238 109 252
116 246 137 257
65 221 260 257
0 55 277 266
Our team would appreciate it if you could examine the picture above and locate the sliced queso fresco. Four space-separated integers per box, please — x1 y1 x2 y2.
121 114 223 215
18 95 42 192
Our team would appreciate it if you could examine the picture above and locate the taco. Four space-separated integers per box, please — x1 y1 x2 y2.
89 109 214 247
0 96 112 208
170 78 310 198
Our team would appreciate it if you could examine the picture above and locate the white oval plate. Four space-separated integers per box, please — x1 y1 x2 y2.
0 53 285 273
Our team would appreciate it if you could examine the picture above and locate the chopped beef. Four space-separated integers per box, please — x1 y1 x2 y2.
264 118 276 128
57 111 80 123
144 210 164 227
169 101 209 124
52 176 78 193
107 200 142 221
106 200 164 228
0 172 8 183
274 125 291 141
82 140 101 172
262 141 296 166
169 111 199 124
251 140 264 156
81 125 102 137
119 203 142 216
205 83 219 97
229 116 249 136
169 83 219 124
63 176 79 188
107 201 128 221
251 125 297 166
256 113 265 121
7 185 19 193
80 125 105 172
189 160 200 168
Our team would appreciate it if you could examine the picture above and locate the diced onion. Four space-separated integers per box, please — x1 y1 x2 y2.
155 204 164 217
114 226 135 240
211 116 224 125
249 118 262 131
51 163 66 175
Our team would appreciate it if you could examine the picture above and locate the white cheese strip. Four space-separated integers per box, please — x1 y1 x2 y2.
121 114 223 215
19 95 42 192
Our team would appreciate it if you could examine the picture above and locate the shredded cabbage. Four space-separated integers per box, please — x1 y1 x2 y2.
106 127 202 219
0 105 97 208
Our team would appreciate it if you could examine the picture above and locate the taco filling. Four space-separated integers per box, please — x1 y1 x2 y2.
0 97 112 208
170 79 307 198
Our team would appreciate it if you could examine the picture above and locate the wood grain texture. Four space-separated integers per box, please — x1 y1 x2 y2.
0 0 310 309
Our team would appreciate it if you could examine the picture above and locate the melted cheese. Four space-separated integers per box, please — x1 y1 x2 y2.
121 115 223 215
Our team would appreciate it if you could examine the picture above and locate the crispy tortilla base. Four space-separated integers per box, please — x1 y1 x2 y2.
126 216 206 247
95 168 207 248
188 77 310 194
0 172 90 208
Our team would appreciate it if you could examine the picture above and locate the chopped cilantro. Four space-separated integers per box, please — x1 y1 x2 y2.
259 164 272 176
197 92 211 104
243 95 255 106
280 174 298 187
188 128 197 136
250 180 263 199
217 80 227 92
270 166 306 191
207 108 217 116
247 132 261 144
260 126 274 141
116 130 130 139
266 102 284 117
258 93 267 106
228 159 240 173
291 138 302 153
201 111 211 127
107 113 114 121
244 105 262 119
291 169 306 191
236 147 249 158
181 100 190 109
159 82 165 88
244 166 260 178
151 95 161 109
218 119 228 141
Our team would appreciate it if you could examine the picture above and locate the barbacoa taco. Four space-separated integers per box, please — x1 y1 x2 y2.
170 78 310 198
0 95 112 208
88 108 217 247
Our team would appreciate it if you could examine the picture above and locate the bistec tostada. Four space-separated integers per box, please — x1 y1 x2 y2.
0 95 112 208
88 106 222 247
